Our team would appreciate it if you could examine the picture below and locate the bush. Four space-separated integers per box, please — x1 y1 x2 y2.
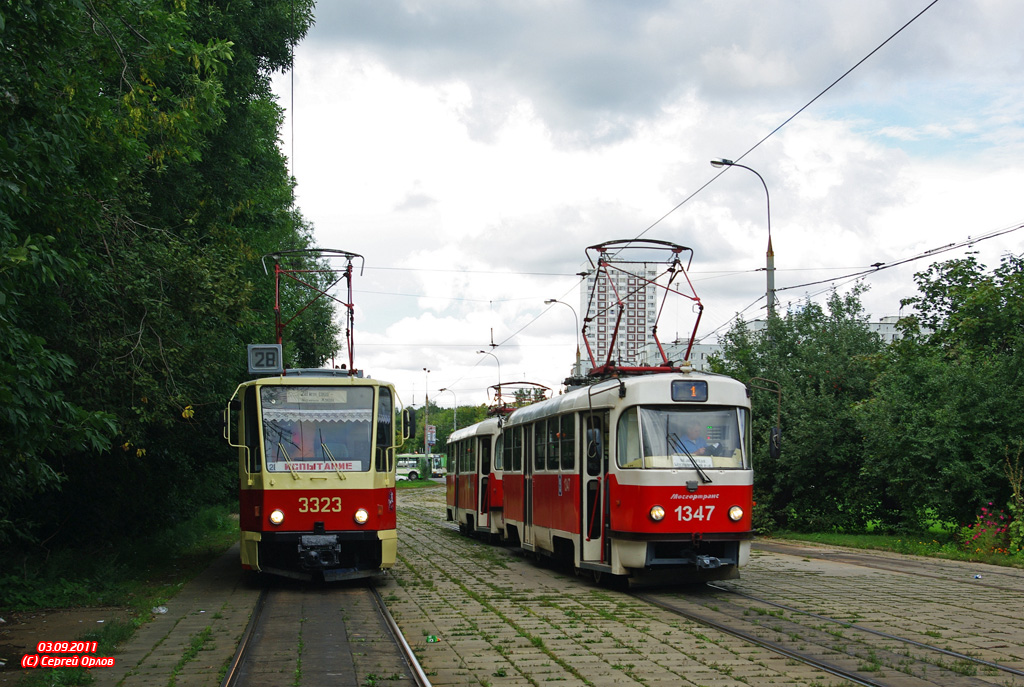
957 504 1011 555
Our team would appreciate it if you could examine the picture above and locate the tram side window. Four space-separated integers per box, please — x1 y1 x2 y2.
547 418 560 470
481 439 491 475
560 414 575 470
617 409 642 468
534 420 546 471
375 388 393 472
512 427 523 472
244 386 260 473
495 434 504 471
501 431 511 471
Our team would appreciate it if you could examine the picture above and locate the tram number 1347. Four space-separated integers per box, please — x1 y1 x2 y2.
675 505 714 521
298 497 343 513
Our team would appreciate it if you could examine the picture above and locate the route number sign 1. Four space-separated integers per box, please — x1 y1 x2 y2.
247 344 284 375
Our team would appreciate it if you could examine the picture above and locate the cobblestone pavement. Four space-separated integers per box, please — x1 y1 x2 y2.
38 484 1024 687
390 486 849 687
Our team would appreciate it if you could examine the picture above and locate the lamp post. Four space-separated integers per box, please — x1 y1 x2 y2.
711 158 775 318
544 299 581 377
422 367 430 458
438 387 457 430
476 350 501 387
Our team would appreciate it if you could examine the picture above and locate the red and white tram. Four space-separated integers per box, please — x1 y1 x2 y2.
449 239 756 582
451 370 753 582
446 416 503 538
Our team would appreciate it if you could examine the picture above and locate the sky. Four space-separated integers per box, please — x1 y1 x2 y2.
270 0 1024 410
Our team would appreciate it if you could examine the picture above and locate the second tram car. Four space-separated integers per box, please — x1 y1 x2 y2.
447 416 503 537
448 369 753 582
224 369 409 581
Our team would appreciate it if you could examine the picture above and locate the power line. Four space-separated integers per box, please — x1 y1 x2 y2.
774 222 1023 294
634 0 941 240
695 221 1024 340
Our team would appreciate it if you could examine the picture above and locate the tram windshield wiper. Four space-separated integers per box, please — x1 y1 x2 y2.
318 428 346 480
668 431 712 484
268 421 301 479
275 442 300 479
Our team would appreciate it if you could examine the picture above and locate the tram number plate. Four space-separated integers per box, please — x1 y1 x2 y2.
298 497 342 513
247 344 283 374
674 505 715 521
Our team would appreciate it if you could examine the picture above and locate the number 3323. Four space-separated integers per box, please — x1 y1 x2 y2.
298 497 341 513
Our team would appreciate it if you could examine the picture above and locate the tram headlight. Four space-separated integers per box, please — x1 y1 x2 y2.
354 508 369 525
728 505 744 522
649 505 666 522
269 509 285 526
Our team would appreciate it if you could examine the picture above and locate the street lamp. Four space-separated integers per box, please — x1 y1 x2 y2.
711 158 775 318
476 350 501 387
438 387 457 430
423 367 430 459
544 299 581 377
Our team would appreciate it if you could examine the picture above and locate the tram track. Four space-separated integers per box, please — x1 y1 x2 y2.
708 583 1024 680
635 587 1022 687
395 486 1024 687
221 579 429 687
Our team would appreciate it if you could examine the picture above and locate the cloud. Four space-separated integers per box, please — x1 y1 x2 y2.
273 0 1024 404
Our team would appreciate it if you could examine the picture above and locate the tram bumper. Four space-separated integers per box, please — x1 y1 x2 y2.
255 530 388 580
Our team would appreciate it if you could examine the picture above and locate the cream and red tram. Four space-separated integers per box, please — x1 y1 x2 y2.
225 369 408 581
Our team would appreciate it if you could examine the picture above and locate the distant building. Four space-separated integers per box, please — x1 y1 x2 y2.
579 266 659 372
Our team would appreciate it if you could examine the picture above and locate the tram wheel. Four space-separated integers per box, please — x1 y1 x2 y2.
592 570 603 584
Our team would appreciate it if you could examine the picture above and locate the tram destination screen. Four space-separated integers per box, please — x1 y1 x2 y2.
671 380 708 402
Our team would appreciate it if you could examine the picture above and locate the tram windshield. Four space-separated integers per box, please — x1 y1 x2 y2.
617 406 749 470
261 386 374 472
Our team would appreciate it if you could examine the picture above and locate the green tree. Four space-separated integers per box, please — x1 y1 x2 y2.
0 0 325 547
856 254 1024 529
713 288 885 531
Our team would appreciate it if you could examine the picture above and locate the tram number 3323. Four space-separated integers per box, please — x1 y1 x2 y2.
298 497 343 513
675 505 715 521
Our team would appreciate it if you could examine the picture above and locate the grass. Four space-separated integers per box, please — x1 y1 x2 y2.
5 506 238 687
770 530 1024 568
395 479 443 490
1 505 239 614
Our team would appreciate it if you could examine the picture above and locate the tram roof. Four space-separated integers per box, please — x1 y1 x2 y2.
504 371 749 427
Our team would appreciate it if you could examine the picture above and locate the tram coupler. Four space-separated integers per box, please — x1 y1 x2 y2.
298 534 342 569
695 555 722 569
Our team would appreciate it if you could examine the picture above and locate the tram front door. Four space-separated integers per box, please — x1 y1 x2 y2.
580 413 608 563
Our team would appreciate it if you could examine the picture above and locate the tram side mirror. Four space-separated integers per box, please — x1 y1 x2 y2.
768 426 781 461
223 399 241 442
403 408 416 441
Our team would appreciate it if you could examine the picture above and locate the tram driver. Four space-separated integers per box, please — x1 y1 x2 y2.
680 421 709 456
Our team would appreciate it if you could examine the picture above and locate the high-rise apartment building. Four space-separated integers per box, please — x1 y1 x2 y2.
579 266 659 372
